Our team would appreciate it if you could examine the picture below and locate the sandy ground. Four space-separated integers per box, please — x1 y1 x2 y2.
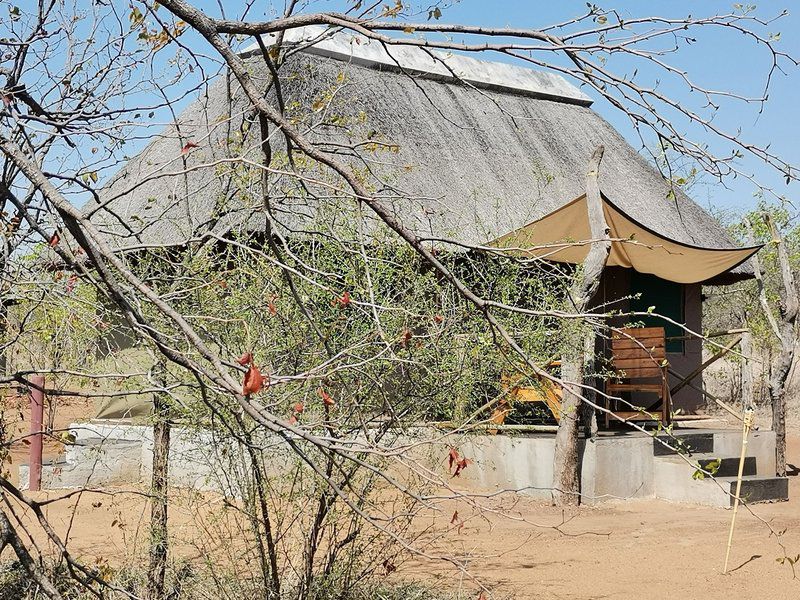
2 396 800 599
404 434 800 600
1 436 797 599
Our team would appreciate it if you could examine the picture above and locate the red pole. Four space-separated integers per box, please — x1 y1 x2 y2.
29 375 44 492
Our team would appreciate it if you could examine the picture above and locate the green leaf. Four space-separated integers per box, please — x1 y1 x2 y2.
129 6 144 28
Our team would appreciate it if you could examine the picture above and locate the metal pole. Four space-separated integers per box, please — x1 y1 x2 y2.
28 375 44 492
723 406 754 574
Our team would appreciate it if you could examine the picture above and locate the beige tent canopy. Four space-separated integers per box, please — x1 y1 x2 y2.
489 195 760 284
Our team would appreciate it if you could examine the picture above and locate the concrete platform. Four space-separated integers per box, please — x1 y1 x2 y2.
459 428 784 507
18 423 787 508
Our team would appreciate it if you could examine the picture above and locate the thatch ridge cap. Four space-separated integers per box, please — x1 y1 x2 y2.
239 24 593 106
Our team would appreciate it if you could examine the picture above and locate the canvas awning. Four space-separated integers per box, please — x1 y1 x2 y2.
489 195 761 284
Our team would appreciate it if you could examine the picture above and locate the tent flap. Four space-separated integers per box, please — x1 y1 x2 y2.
490 195 760 285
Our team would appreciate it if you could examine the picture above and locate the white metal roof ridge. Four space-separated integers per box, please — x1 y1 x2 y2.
240 25 593 106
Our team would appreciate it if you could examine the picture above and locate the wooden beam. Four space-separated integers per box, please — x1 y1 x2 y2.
669 334 742 396
666 328 749 342
668 367 747 424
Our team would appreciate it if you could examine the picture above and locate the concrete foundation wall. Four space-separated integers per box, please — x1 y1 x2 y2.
20 422 261 495
460 435 559 498
581 435 656 502
19 423 778 509
461 433 657 504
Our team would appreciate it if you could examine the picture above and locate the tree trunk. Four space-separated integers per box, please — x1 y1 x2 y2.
746 213 797 477
147 358 170 600
740 330 753 411
770 319 794 477
768 213 797 477
771 358 788 476
552 146 610 506
552 349 584 505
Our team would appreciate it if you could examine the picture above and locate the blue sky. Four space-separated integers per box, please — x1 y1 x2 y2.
176 0 799 218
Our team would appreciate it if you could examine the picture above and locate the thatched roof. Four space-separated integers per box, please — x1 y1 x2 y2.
87 26 752 282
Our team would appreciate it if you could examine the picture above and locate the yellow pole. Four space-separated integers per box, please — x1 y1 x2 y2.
723 407 755 574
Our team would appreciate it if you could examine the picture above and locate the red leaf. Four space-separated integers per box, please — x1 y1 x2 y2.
399 328 413 346
317 387 335 407
452 457 471 478
293 402 304 414
242 364 264 395
49 232 60 247
65 274 78 294
433 314 443 324
288 415 298 425
448 447 459 471
450 510 459 524
236 352 253 366
181 141 199 154
332 290 351 308
268 294 278 316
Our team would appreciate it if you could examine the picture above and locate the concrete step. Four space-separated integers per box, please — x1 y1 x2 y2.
653 432 714 456
657 453 758 478
654 455 787 507
721 475 789 506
